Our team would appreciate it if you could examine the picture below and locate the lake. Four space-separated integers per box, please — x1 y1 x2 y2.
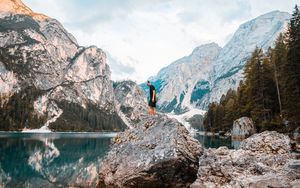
0 132 240 187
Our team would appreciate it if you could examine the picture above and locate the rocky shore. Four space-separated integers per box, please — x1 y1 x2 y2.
191 131 299 188
98 116 299 188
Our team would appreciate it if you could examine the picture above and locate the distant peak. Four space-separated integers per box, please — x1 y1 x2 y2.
236 10 290 32
256 10 291 19
0 0 49 20
195 42 220 49
191 42 221 55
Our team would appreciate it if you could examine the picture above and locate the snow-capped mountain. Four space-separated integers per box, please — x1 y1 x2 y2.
142 43 221 113
145 11 290 113
0 0 126 131
202 11 291 108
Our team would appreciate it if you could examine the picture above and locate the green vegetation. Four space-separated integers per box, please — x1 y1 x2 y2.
187 114 204 131
50 100 127 132
0 86 47 130
204 5 300 133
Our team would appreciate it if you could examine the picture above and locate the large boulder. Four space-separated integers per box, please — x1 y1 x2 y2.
240 131 290 154
191 131 300 188
98 115 203 188
232 117 256 139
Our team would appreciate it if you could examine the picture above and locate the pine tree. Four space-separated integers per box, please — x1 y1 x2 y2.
282 5 300 127
203 102 217 131
215 104 225 131
203 5 300 133
260 56 280 130
236 80 249 117
243 47 265 125
271 34 288 116
241 47 280 130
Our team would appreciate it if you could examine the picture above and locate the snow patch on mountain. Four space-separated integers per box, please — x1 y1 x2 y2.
145 43 221 114
202 11 291 108
146 11 291 114
167 108 206 135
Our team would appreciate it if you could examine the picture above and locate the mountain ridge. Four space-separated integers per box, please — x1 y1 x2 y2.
144 10 291 114
0 0 142 131
0 0 49 20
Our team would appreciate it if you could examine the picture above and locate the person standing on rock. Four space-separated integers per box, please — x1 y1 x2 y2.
147 81 156 115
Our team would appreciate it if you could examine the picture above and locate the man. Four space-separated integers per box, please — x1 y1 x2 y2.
147 81 156 115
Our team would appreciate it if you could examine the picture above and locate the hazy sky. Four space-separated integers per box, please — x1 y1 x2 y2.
23 0 299 83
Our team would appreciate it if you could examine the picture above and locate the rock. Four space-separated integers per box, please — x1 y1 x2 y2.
240 131 290 154
113 80 148 128
232 117 256 139
288 160 300 171
292 127 300 144
191 131 300 188
237 174 291 188
98 115 203 188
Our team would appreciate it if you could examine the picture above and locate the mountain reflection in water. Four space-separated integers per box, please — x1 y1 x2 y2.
0 132 115 187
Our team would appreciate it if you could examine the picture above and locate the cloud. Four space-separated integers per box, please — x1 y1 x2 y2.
106 53 136 80
23 0 298 83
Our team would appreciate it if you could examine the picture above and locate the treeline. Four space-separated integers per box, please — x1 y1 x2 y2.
204 5 300 133
50 100 127 132
0 86 47 130
0 86 127 131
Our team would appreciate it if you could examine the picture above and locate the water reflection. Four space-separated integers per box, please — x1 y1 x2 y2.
194 134 241 149
0 132 242 187
0 132 114 187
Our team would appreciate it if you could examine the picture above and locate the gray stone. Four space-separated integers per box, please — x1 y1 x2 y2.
191 131 299 188
288 160 300 171
240 131 291 154
114 80 148 127
232 117 256 139
98 115 203 188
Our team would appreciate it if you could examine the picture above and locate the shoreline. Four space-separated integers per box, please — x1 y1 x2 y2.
0 131 119 135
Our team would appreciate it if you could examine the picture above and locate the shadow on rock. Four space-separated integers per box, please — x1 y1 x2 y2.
97 114 203 188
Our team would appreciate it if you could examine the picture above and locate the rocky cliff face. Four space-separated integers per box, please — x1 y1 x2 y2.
98 115 203 187
145 11 290 113
205 11 291 108
113 80 148 128
191 131 300 188
0 0 126 131
142 43 221 113
141 43 221 113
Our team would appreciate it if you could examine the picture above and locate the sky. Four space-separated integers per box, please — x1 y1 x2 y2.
23 0 299 83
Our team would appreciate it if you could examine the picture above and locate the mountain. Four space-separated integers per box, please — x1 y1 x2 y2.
113 80 147 127
141 43 221 113
0 0 126 131
145 11 291 113
202 11 291 108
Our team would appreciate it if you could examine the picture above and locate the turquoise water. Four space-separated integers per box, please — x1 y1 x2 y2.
0 132 238 187
0 132 115 187
194 134 240 149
